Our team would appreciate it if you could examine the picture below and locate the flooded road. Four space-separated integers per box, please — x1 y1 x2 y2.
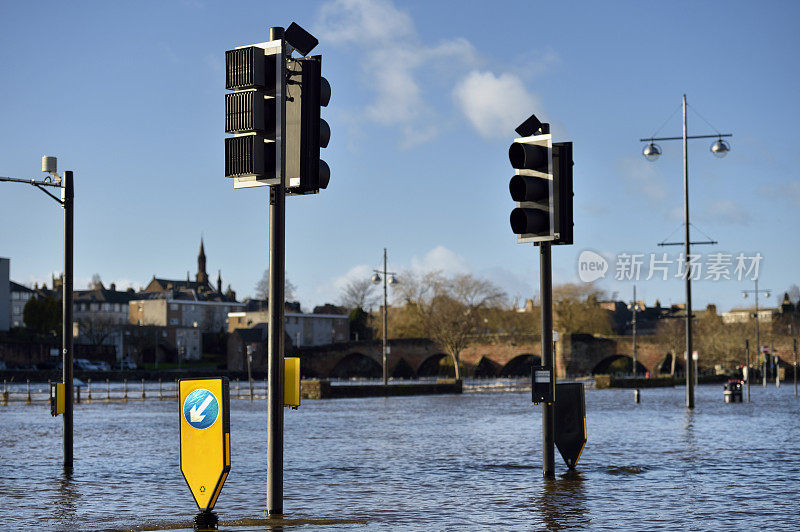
2 381 799 530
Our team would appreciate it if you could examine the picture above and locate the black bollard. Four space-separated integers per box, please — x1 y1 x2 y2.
159 378 163 400
634 389 641 403
106 378 111 402
194 510 218 531
123 379 128 402
76 386 81 404
87 378 92 402
27 379 32 405
141 378 146 401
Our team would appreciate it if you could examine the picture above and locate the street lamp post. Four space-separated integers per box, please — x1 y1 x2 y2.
1 158 73 471
629 285 638 377
372 248 398 386
742 280 771 387
640 94 732 409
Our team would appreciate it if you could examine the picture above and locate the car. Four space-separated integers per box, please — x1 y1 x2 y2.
117 359 137 370
94 361 111 371
75 359 102 371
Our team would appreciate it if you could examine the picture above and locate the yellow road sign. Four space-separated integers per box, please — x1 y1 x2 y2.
179 377 230 512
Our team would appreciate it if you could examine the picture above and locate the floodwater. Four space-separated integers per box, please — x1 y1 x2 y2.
1 381 799 530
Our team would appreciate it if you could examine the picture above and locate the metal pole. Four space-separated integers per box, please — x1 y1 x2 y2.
745 339 751 402
540 242 555 478
62 170 74 470
774 345 778 388
682 95 695 410
632 285 637 377
794 338 797 397
755 279 763 387
382 248 388 386
266 25 286 517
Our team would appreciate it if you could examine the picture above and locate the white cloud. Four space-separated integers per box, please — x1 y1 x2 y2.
332 264 374 292
761 181 800 206
618 156 668 203
316 0 414 45
409 245 471 275
316 0 477 146
702 199 749 225
453 70 542 139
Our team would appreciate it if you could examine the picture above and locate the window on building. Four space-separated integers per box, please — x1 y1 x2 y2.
170 318 179 325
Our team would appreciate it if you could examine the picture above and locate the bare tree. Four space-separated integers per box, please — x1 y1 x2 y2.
397 271 505 380
338 277 379 310
77 316 117 347
552 283 613 335
254 270 296 301
89 273 104 290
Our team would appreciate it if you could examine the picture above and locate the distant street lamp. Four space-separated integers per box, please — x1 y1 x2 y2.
742 280 771 387
628 286 638 377
640 94 732 410
372 248 398 386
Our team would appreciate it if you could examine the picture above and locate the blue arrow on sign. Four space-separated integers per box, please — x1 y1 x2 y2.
183 389 220 430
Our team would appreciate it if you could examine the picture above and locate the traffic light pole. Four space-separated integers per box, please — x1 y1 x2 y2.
266 26 286 517
539 242 555 478
63 170 74 472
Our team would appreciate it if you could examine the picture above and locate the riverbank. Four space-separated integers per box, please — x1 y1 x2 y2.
594 374 730 388
301 379 462 399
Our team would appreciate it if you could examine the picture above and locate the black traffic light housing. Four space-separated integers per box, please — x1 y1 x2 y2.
508 115 573 245
224 45 282 187
285 55 331 195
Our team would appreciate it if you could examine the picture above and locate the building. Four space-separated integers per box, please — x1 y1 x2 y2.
9 281 36 329
227 306 349 347
130 238 244 333
0 258 8 331
72 282 141 361
722 307 780 324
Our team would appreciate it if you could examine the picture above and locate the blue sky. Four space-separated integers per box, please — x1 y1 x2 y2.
1 0 798 313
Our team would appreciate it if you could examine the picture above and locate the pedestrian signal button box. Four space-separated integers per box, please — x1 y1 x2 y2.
50 382 65 416
179 378 230 512
284 357 300 409
531 365 553 405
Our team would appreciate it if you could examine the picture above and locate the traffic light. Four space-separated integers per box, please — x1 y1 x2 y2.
285 55 331 195
508 114 573 245
224 43 282 188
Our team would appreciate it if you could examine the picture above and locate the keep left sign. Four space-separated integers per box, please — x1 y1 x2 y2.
179 377 230 512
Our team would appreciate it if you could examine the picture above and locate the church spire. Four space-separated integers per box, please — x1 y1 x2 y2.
196 237 209 286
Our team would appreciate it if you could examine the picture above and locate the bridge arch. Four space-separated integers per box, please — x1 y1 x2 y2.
390 358 415 379
473 356 501 378
656 352 684 375
417 353 454 377
329 352 382 379
591 355 647 375
499 354 540 377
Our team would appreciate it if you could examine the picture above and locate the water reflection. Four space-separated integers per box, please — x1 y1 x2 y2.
533 470 589 529
53 470 78 523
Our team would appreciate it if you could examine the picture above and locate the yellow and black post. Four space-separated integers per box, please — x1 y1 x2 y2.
179 377 231 531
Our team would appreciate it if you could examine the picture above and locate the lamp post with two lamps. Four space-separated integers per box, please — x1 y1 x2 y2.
371 248 398 386
742 280 771 387
640 94 732 409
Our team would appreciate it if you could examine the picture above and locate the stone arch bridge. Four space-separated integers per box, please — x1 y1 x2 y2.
264 335 678 379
